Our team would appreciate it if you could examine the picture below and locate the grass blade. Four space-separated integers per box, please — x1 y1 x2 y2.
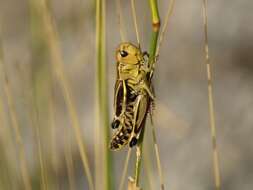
119 149 132 190
28 0 95 189
95 0 113 189
0 33 32 190
201 0 222 189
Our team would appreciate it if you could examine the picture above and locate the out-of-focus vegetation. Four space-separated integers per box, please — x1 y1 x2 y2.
0 0 253 189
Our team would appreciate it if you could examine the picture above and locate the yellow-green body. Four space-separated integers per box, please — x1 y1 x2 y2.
110 42 154 151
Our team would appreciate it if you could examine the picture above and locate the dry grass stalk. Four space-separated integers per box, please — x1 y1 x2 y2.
22 66 49 190
156 0 176 56
143 146 155 190
64 126 76 190
116 0 126 41
150 117 164 190
48 89 59 190
128 177 142 190
202 0 222 189
29 0 94 189
0 27 32 189
48 86 59 190
119 149 132 190
0 86 18 189
34 112 48 190
0 54 32 190
131 0 140 45
149 0 177 189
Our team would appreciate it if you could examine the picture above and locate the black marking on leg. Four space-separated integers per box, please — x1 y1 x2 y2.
126 128 132 133
129 137 138 147
111 120 120 129
111 143 119 149
117 139 125 145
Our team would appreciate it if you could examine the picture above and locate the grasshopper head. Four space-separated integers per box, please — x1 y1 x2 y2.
116 42 143 64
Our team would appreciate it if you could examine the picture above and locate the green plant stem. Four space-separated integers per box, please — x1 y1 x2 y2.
133 0 160 187
134 127 145 186
149 31 159 70
149 0 160 25
148 0 160 74
95 0 113 189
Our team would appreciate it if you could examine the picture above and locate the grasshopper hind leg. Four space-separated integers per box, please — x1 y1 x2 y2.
110 124 132 151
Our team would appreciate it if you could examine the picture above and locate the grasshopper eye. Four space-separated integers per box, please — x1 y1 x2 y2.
120 50 128 57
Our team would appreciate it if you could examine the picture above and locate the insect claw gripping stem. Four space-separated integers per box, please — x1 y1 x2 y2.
154 54 159 62
143 51 150 58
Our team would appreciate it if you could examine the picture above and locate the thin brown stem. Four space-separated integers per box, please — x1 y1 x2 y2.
49 88 59 190
64 127 76 190
131 0 140 45
156 0 176 56
119 149 132 190
116 0 126 41
30 0 94 189
0 62 32 190
150 117 164 190
202 0 221 190
0 31 32 190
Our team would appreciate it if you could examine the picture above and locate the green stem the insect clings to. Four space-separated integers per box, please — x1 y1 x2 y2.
149 31 160 70
149 0 160 25
134 126 145 187
133 0 161 188
149 0 160 69
95 0 113 189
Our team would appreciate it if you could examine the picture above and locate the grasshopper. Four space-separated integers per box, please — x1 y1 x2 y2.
110 42 154 151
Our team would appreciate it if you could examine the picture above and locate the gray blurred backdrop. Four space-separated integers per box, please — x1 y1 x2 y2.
0 0 253 189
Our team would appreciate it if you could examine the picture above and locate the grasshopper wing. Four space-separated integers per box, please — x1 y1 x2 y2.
113 80 124 118
129 94 150 147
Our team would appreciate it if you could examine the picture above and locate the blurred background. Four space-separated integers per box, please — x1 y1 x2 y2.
0 0 253 189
